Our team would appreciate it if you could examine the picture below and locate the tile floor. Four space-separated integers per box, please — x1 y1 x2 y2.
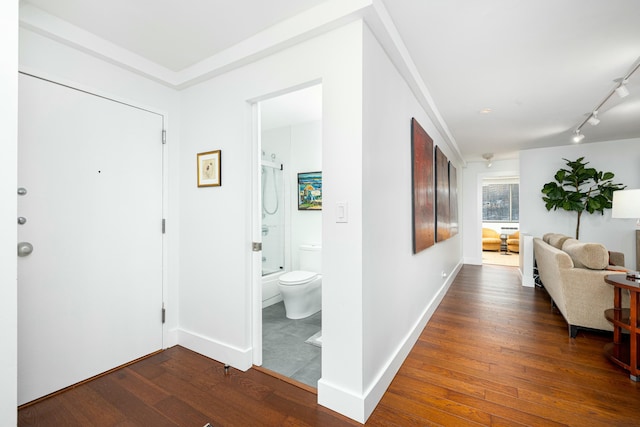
261 301 321 388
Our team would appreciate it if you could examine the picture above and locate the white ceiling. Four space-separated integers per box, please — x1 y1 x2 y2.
21 0 640 162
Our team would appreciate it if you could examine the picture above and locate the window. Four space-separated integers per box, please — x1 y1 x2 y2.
483 182 519 222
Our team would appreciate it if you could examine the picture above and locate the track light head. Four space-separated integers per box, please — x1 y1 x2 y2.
572 130 585 143
572 58 638 137
615 81 630 98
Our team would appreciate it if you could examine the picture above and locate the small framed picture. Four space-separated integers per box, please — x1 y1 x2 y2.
197 150 221 187
298 171 322 210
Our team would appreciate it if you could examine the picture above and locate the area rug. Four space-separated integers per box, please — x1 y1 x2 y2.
482 250 519 267
305 331 322 347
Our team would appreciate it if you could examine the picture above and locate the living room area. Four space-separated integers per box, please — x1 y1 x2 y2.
481 175 520 267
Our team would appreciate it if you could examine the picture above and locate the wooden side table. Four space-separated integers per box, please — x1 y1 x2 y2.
604 274 640 381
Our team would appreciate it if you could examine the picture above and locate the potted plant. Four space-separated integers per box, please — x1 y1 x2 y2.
541 157 625 239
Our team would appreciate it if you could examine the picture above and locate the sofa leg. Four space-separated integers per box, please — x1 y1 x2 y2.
569 325 578 338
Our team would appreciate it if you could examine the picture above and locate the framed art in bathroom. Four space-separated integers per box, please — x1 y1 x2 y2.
298 171 322 210
197 150 221 187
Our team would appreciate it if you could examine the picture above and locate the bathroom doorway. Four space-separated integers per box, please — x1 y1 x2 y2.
252 83 323 388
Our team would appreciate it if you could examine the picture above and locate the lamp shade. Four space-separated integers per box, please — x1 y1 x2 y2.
612 189 640 218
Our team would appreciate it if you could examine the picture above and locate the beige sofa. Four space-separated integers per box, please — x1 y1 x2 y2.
534 233 629 337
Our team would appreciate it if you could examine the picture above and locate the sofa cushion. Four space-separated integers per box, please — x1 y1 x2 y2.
561 239 609 270
547 234 571 249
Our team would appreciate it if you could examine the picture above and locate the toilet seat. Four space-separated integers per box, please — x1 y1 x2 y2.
279 270 319 286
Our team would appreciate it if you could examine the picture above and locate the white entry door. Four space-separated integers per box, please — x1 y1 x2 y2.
17 74 164 405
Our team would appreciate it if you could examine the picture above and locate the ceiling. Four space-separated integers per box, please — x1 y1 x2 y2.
21 0 640 162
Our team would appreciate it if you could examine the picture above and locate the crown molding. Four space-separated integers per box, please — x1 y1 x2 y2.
19 0 463 164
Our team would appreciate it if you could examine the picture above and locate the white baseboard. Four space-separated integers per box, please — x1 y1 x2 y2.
464 256 483 265
318 261 463 423
317 380 365 423
177 328 252 371
164 327 179 349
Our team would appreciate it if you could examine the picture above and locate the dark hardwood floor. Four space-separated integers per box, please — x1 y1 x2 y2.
19 265 640 426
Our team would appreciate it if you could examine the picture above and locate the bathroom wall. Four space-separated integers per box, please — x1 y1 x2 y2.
290 120 322 269
262 126 291 277
262 119 322 272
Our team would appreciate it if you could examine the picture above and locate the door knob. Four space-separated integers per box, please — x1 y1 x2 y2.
17 242 33 257
18 217 27 225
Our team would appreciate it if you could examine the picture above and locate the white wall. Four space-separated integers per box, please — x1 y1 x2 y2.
290 121 323 268
462 158 520 264
177 21 366 420
483 223 519 235
0 0 18 424
520 138 640 268
360 24 464 420
18 28 182 344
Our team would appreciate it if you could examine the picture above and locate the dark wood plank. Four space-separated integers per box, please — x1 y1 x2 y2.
18 264 640 426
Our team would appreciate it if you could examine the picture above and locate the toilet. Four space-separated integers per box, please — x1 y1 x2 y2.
278 244 322 319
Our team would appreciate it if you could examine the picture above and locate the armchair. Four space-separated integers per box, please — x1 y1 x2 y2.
482 228 501 251
507 231 520 253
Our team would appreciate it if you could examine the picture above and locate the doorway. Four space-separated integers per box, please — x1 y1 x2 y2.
17 74 164 405
252 83 323 387
481 176 520 267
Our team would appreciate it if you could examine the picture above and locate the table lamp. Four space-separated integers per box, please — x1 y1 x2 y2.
612 189 640 277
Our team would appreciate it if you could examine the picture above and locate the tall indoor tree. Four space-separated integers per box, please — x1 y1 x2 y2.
541 157 625 239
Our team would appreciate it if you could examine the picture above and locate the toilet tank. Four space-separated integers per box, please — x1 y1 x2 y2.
299 244 321 272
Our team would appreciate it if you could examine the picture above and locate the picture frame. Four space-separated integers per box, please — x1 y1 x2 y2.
435 145 450 242
411 118 435 254
449 161 459 236
298 171 322 210
197 150 221 187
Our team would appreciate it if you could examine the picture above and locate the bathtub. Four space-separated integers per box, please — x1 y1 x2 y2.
262 271 284 308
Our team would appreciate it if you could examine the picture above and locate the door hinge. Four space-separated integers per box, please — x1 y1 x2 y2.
162 304 166 324
162 129 167 144
252 242 262 252
162 218 166 234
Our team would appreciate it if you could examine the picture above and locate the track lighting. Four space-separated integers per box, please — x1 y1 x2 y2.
571 57 639 143
572 130 585 143
615 80 630 98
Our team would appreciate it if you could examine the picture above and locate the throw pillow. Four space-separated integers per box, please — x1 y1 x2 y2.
562 239 608 270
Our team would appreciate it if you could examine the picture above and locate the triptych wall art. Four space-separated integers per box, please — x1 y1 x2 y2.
411 118 435 253
411 118 458 254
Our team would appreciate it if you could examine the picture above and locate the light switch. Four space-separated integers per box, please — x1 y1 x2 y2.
336 202 348 223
